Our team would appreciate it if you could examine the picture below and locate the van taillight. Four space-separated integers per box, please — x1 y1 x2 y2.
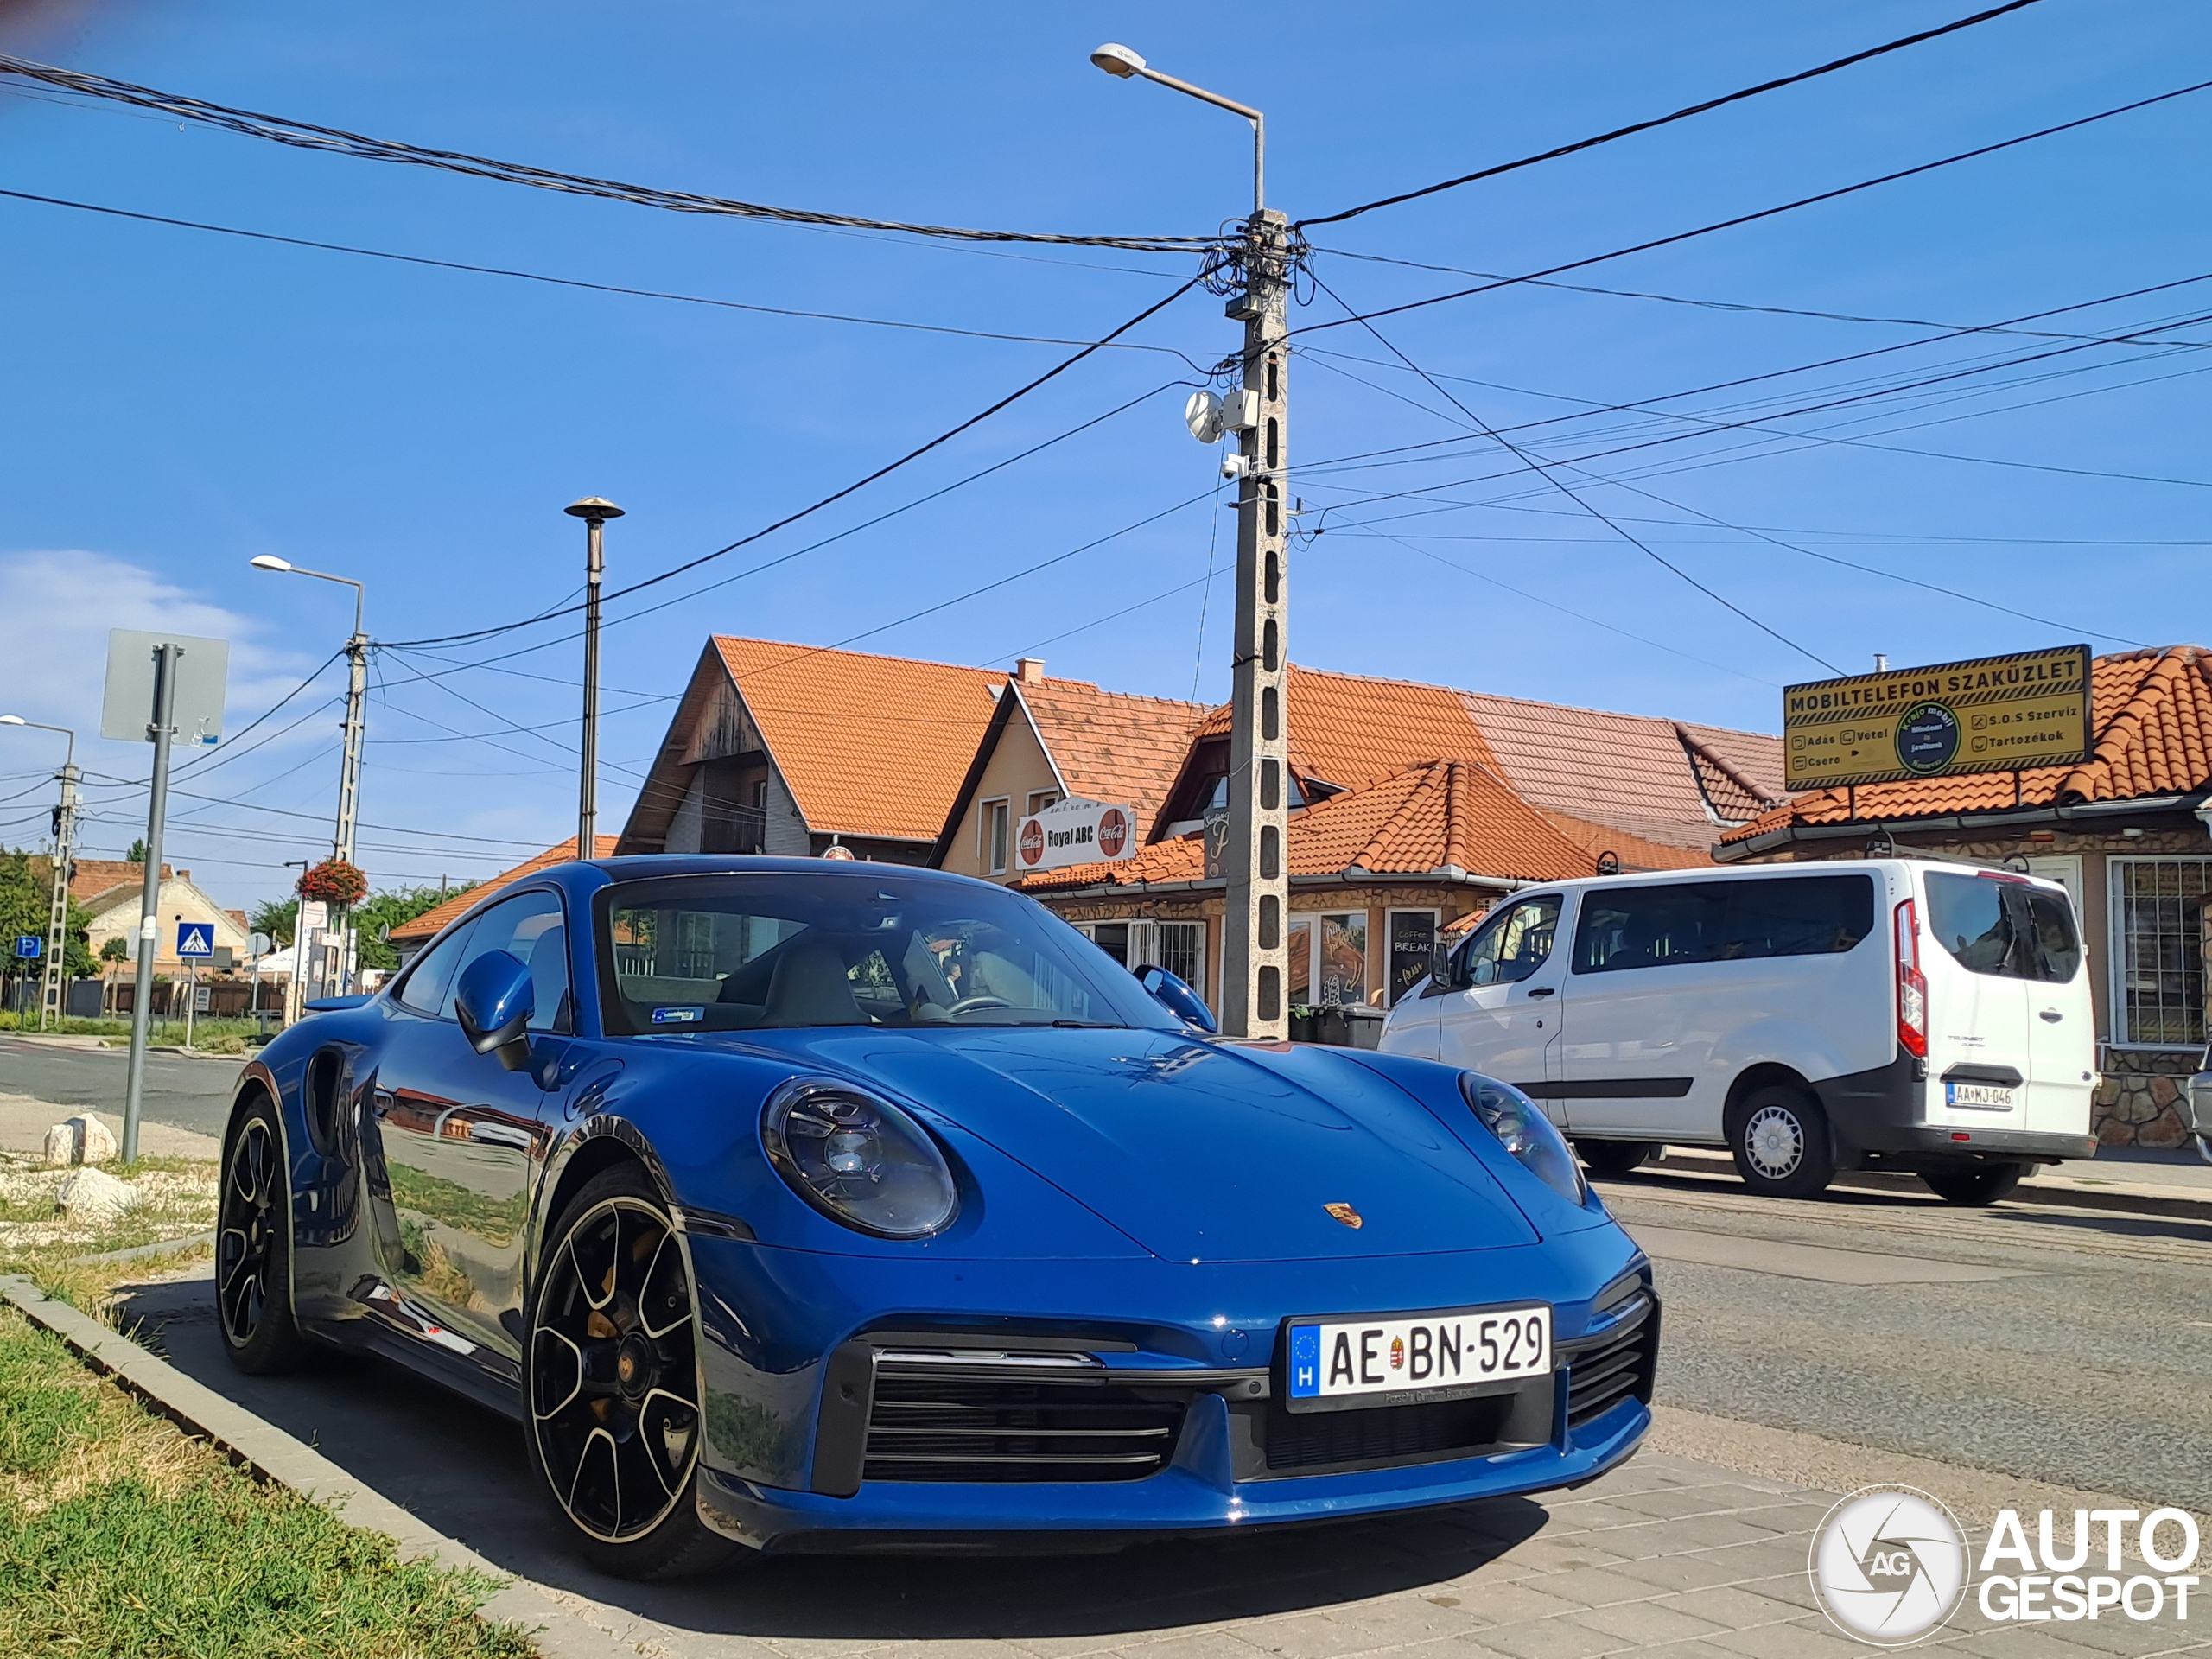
1895 898 1928 1059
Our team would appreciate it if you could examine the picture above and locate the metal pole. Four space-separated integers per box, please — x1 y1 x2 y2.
123 642 180 1164
184 949 196 1052
1218 209 1294 1039
334 585 366 995
580 514 603 859
40 750 74 1031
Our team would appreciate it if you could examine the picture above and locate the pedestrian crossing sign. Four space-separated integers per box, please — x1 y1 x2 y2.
175 921 215 959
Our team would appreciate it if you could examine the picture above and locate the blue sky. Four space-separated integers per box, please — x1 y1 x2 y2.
1 1 2207 910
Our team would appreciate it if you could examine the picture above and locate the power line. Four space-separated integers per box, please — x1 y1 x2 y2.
1300 0 2046 229
0 184 1206 365
0 54 1212 251
1294 78 2212 340
375 281 1205 651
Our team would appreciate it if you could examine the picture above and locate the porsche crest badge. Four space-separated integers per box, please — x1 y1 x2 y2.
1323 1202 1363 1230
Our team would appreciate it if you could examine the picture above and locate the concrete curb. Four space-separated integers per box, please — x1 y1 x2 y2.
0 1274 630 1658
1639 1147 2212 1224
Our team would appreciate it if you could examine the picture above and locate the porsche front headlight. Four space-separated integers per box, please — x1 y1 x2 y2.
760 1079 959 1239
1460 1073 1587 1205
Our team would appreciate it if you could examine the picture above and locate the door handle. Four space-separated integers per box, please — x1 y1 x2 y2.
2039 1009 2063 1023
1524 986 1554 999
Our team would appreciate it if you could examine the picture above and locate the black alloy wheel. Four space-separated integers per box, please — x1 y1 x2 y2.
1574 1140 1657 1178
525 1166 731 1579
216 1094 309 1373
1726 1084 1837 1200
1920 1160 2025 1206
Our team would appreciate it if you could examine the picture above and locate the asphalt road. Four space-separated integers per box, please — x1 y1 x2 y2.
0 1038 240 1137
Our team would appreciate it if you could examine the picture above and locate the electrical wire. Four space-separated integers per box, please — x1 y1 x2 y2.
1298 0 2046 229
0 54 1213 251
0 184 1207 365
1294 78 2212 340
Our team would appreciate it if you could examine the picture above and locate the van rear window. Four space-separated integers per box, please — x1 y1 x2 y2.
1573 875 1874 974
1923 873 2081 983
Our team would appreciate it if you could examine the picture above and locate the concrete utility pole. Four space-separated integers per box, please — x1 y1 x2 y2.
0 715 77 1030
123 644 181 1163
565 497 624 861
1091 45 1291 1038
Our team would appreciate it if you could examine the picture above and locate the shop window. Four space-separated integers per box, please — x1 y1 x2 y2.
1386 910 1439 1005
2111 857 2212 1046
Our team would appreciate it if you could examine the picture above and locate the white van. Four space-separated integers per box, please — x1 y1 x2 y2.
1379 859 2098 1204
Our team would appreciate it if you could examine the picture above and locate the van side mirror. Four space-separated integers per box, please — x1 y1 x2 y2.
454 950 535 1072
1430 941 1456 989
1135 964 1218 1034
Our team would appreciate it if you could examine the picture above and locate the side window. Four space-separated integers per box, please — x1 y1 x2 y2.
394 920 476 1015
1925 873 2082 983
1460 895 1561 986
444 889 572 1033
1575 877 1872 973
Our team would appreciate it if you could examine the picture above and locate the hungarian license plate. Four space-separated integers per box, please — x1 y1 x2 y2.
1946 1081 2015 1109
1285 1304 1551 1411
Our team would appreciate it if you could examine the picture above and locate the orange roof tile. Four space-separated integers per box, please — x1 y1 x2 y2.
1722 645 2212 842
1020 760 1595 893
71 860 167 903
1016 680 1209 827
713 638 1007 843
388 836 616 942
1537 810 1715 872
1197 666 1501 791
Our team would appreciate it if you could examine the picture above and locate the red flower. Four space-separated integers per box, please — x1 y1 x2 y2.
296 858 369 909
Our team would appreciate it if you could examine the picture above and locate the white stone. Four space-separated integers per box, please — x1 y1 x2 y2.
41 1115 118 1167
54 1166 140 1224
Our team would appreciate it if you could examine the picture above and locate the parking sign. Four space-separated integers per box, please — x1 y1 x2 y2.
175 921 215 960
13 936 40 960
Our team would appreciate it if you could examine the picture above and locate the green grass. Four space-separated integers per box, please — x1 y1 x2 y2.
0 1012 267 1043
0 1308 535 1657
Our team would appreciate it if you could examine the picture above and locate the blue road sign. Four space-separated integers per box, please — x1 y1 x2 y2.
175 921 215 960
13 936 41 960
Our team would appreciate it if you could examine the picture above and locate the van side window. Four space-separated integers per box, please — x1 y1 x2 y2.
1924 873 2081 983
1573 875 1873 974
1459 895 1560 986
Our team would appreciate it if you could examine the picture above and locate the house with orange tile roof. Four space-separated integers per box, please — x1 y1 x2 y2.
931 658 1209 884
1716 645 2212 1148
386 836 613 963
1022 759 1600 1020
615 638 1013 866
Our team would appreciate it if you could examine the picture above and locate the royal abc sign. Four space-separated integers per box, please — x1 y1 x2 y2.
1015 798 1136 873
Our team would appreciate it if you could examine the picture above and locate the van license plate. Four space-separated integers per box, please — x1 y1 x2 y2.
1286 1304 1550 1411
1946 1082 2015 1109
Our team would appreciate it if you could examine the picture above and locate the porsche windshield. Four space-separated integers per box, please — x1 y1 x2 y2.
596 873 1178 1033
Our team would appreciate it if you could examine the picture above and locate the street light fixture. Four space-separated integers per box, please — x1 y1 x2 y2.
1090 43 1291 1039
249 554 368 874
564 497 624 863
0 715 77 1031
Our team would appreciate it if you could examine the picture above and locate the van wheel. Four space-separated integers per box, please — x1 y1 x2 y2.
1726 1085 1835 1199
1920 1161 2024 1206
1574 1140 1656 1177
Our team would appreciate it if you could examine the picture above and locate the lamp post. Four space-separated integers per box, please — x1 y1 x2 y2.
563 498 624 862
281 858 309 1026
0 715 75 1030
1092 44 1292 1039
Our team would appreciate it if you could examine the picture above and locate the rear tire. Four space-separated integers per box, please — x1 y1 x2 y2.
1574 1140 1657 1178
1726 1084 1835 1199
524 1163 735 1581
1920 1161 2024 1206
216 1093 312 1375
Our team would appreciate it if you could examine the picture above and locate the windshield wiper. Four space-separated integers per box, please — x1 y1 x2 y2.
1049 1019 1125 1028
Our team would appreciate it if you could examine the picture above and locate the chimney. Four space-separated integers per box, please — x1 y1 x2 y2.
177 869 191 883
1015 657 1046 685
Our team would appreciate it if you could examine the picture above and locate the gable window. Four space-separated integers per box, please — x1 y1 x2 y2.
984 799 1011 875
2110 857 2212 1046
1027 789 1061 816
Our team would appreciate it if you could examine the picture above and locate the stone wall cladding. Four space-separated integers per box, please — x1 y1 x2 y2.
2097 1046 2197 1149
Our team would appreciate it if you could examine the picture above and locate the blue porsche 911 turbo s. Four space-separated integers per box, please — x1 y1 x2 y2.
218 856 1656 1578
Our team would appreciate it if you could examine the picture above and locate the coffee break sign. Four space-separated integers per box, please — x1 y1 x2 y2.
1783 645 2090 792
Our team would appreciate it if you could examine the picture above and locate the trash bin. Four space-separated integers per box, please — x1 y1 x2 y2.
1339 1005 1385 1050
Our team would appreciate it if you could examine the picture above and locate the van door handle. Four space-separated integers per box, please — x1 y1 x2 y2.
1524 987 1554 999
2039 1009 2063 1023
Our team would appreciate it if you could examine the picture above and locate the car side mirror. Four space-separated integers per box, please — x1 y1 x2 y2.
454 950 535 1072
1135 964 1218 1034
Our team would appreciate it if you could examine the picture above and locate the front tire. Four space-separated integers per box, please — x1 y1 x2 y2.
1726 1084 1836 1199
524 1165 732 1580
216 1093 311 1375
1920 1161 2024 1206
1574 1140 1657 1177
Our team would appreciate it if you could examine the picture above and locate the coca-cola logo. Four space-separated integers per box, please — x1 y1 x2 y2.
1018 817 1046 866
1097 807 1129 858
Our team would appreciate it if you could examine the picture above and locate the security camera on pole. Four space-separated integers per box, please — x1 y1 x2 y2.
0 714 78 1031
1093 44 1294 1039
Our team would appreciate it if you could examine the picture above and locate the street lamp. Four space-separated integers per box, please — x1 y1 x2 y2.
1090 42 1265 213
250 556 369 876
563 498 624 863
0 715 76 1031
1090 45 1292 1039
